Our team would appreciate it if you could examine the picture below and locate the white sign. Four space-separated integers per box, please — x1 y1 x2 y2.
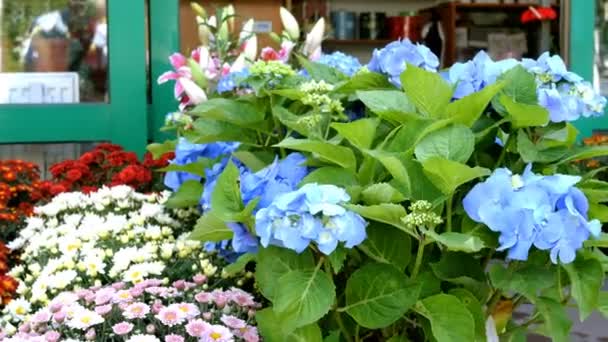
0 72 80 104
253 20 273 33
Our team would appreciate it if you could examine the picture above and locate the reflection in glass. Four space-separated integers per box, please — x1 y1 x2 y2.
597 0 608 96
0 0 108 103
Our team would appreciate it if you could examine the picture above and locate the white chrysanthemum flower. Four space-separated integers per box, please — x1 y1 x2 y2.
66 308 104 330
7 298 31 320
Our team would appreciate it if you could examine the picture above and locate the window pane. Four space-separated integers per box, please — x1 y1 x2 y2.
0 0 108 103
598 0 608 97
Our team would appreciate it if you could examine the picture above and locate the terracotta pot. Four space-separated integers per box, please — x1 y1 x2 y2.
31 37 70 72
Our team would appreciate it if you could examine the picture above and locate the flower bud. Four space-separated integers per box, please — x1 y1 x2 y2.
191 3 206 19
280 7 300 41
304 17 325 60
180 78 208 104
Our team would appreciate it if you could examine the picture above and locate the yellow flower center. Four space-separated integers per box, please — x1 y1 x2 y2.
15 307 26 315
81 316 91 324
210 332 222 340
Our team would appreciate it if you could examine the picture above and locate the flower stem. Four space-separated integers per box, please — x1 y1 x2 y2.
494 134 512 168
446 195 453 232
411 240 425 280
335 311 354 342
486 289 503 317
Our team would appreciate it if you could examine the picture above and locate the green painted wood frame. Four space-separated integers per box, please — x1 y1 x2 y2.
149 0 180 143
0 0 148 154
570 0 608 137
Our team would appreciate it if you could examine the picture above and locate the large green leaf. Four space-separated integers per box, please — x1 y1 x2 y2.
189 212 233 242
191 98 265 126
210 161 244 221
256 246 315 300
448 289 487 342
337 71 394 93
416 294 476 342
498 65 538 105
403 159 444 202
500 95 549 128
489 263 556 299
421 157 490 195
272 106 318 138
446 81 504 126
599 291 608 319
300 167 359 189
158 158 213 177
165 180 203 208
554 145 608 165
356 90 417 124
297 55 348 84
256 308 287 342
431 252 485 284
364 150 411 196
584 233 608 248
414 124 475 163
287 324 323 342
190 118 258 144
274 268 336 331
427 231 485 253
344 263 420 328
346 204 412 236
535 297 572 342
232 151 271 172
361 183 406 205
517 130 568 163
563 258 604 321
223 253 256 276
331 118 379 150
400 64 453 118
147 140 177 159
275 137 357 171
359 223 411 270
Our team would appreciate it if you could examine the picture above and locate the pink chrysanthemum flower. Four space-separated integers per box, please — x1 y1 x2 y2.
185 319 211 337
220 315 246 330
172 303 200 319
123 302 150 319
200 324 234 342
112 322 134 335
156 307 185 327
164 335 185 342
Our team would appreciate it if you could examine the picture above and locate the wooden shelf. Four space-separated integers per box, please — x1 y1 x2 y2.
455 2 559 10
324 39 393 45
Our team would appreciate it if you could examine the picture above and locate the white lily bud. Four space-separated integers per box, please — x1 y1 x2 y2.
207 15 217 28
230 54 247 73
280 7 300 41
243 35 258 61
303 17 324 58
198 46 210 70
239 18 255 41
191 3 206 19
180 78 207 104
197 16 211 46
224 5 235 32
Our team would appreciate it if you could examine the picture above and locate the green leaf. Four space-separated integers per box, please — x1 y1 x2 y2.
364 150 411 196
328 246 348 273
414 124 475 163
223 253 255 276
337 71 394 93
599 292 608 319
421 157 490 195
331 118 379 150
271 89 306 100
361 183 406 205
555 145 608 165
403 159 444 202
448 289 487 342
190 118 258 144
210 161 244 221
344 263 420 328
563 258 604 320
256 246 315 300
584 233 608 247
275 137 357 171
489 263 556 299
517 130 568 163
287 324 323 342
401 64 454 117
272 106 318 138
447 81 504 126
188 97 264 128
187 58 207 87
147 140 177 159
256 308 286 342
416 294 476 342
232 151 269 172
300 167 358 188
431 252 485 283
427 232 485 253
500 94 549 128
498 65 538 105
356 90 417 123
189 212 233 242
297 55 348 84
346 204 412 236
158 158 213 177
274 268 336 331
165 180 203 208
359 223 411 271
535 297 572 342
323 331 341 342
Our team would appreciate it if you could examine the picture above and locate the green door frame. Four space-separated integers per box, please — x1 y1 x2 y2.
0 0 148 154
149 0 180 143
570 0 608 137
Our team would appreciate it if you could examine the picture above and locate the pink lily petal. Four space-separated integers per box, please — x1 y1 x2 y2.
174 81 185 99
158 71 179 84
169 53 187 69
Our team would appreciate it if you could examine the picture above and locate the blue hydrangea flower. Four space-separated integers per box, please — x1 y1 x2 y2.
255 183 368 255
163 138 240 191
317 52 362 76
368 39 440 88
522 52 582 84
463 165 601 264
217 69 250 94
228 223 259 254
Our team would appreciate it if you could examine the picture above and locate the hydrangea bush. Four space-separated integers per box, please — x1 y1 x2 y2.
2 277 260 341
151 5 608 342
1 186 250 330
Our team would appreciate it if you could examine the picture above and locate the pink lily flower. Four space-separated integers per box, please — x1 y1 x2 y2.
157 53 192 99
260 41 295 63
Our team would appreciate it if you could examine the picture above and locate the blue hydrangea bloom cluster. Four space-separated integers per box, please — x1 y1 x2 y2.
255 183 367 255
367 39 440 88
217 69 250 94
463 165 601 264
523 53 607 122
317 52 362 76
445 51 518 99
163 138 240 192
